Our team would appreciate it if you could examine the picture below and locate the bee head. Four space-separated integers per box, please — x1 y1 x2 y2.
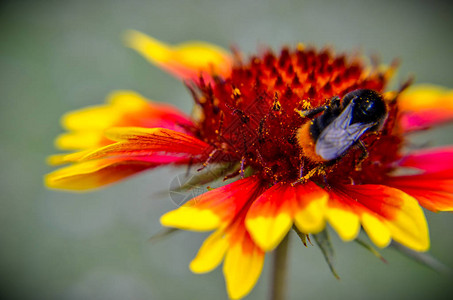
344 89 387 125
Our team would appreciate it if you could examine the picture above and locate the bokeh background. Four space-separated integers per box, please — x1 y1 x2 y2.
1 0 453 299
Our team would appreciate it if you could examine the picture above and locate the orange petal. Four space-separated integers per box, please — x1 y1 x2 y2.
385 170 453 212
245 182 327 251
398 84 453 131
343 184 429 251
124 30 232 83
160 176 265 231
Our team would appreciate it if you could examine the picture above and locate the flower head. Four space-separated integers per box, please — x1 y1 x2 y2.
45 31 453 299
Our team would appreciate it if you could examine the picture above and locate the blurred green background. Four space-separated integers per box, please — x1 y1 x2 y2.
1 0 453 299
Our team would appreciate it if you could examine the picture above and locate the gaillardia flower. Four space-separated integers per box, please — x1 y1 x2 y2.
45 30 453 299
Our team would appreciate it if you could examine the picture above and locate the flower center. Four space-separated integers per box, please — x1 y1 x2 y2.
190 46 402 184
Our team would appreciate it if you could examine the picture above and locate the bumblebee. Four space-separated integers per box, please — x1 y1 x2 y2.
297 89 387 163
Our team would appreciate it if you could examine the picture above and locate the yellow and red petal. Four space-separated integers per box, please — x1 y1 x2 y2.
124 30 232 83
245 181 327 251
46 128 206 191
342 184 429 251
172 178 266 299
191 217 265 300
161 176 265 231
245 183 293 251
78 127 210 162
44 157 157 191
398 84 453 132
384 170 453 212
292 182 329 234
189 222 265 300
56 90 193 151
399 146 453 173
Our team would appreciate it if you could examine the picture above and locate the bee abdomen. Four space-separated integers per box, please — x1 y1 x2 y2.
296 122 327 163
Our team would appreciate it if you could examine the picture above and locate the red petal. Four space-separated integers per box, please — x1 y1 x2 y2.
400 110 453 132
384 170 453 212
343 185 403 219
399 146 453 173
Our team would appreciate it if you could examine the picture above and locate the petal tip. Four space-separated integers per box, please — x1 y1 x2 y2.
326 208 361 241
245 215 292 252
160 207 220 231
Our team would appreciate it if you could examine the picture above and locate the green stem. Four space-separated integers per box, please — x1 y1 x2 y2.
270 234 290 300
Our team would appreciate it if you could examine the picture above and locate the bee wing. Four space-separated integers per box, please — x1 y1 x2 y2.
315 103 373 161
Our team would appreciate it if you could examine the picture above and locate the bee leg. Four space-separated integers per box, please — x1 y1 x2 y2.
295 96 341 120
354 140 369 171
292 163 328 185
294 106 327 119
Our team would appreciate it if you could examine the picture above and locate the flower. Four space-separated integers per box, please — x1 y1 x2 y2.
45 30 453 299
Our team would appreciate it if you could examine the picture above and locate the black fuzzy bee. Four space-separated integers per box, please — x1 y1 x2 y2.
297 89 388 162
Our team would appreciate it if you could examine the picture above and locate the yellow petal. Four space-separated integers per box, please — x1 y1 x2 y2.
160 207 220 231
383 192 430 251
190 230 228 273
124 30 232 81
398 84 453 112
361 213 391 248
326 207 360 241
223 242 264 300
293 192 328 234
245 212 292 252
56 91 152 151
61 104 116 132
46 150 91 166
61 91 146 131
55 131 105 151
